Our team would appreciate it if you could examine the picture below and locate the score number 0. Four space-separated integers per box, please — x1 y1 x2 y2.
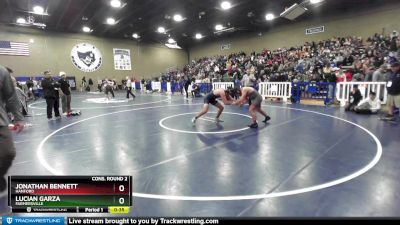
118 184 126 205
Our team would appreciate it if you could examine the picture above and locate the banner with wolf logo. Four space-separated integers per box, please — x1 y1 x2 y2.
113 48 132 70
70 43 103 72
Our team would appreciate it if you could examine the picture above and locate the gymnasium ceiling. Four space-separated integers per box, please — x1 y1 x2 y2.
0 0 396 48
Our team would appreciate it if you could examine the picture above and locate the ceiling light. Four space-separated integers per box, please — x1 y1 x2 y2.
157 26 166 33
33 6 44 15
195 33 203 39
265 13 275 21
82 26 91 32
168 38 176 44
310 0 323 4
29 39 34 43
221 1 232 10
215 24 224 31
106 17 116 25
173 14 183 22
16 18 26 24
165 43 182 49
110 0 122 8
132 33 139 39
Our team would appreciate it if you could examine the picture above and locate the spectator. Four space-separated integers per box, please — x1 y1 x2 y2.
352 70 365 81
183 74 191 99
335 68 346 82
126 76 136 99
381 61 400 121
41 71 61 120
26 77 35 100
389 35 398 58
191 82 200 98
241 72 250 87
32 78 39 99
354 91 381 114
11 76 28 116
0 65 24 192
59 72 72 116
345 85 363 112
143 31 397 104
372 65 387 82
88 78 94 91
326 67 338 103
81 76 87 92
97 79 102 92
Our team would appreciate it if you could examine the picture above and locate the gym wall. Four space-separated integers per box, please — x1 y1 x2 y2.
0 25 188 83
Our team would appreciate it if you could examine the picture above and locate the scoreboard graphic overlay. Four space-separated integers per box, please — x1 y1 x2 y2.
8 176 132 213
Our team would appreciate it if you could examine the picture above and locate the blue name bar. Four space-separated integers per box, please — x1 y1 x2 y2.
2 217 64 225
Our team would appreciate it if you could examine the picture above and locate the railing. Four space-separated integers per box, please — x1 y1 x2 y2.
212 82 234 90
151 82 161 91
258 82 292 102
336 82 387 106
39 80 389 107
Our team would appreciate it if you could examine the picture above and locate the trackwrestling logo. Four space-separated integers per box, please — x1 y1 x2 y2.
2 217 64 225
71 43 102 72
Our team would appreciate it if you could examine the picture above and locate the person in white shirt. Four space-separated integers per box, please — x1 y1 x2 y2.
97 79 103 92
354 91 381 114
125 76 135 99
241 73 250 87
104 79 115 99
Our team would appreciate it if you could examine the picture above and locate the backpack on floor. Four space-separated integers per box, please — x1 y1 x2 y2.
67 110 81 116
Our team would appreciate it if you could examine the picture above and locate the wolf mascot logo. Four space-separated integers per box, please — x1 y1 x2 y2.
71 43 102 72
77 51 96 67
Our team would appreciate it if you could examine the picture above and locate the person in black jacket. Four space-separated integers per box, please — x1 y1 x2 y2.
0 65 25 192
326 69 338 103
183 75 191 99
191 82 200 98
81 76 87 92
381 61 400 121
41 71 61 120
345 85 363 112
88 78 93 91
26 77 34 100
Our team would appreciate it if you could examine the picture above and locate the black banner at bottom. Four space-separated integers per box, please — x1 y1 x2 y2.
66 217 400 225
12 207 110 213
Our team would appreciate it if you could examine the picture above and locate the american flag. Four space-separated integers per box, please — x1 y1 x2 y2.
0 41 30 56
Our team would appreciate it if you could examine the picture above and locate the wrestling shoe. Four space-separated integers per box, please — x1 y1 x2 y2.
262 116 271 123
248 123 258 128
215 118 224 123
380 114 395 121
